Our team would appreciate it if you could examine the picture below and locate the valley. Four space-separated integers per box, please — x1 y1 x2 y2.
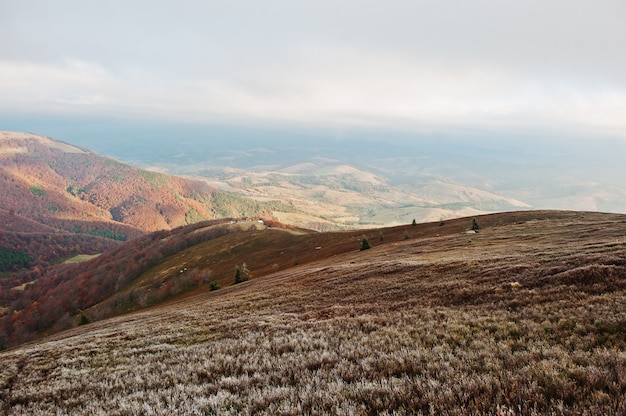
104 135 626 230
136 145 532 230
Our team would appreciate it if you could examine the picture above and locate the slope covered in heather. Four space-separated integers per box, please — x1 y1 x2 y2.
1 210 625 414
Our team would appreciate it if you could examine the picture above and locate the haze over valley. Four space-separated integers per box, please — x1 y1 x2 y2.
69 129 626 227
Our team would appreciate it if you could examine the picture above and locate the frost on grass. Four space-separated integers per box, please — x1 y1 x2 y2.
1 212 626 415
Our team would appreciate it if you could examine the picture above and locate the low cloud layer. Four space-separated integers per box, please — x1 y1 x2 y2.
2 0 625 138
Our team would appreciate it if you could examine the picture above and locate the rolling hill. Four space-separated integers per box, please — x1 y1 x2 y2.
0 131 294 269
1 210 625 414
168 153 530 230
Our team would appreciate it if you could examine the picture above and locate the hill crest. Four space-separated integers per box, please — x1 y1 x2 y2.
2 209 624 350
1 210 625 414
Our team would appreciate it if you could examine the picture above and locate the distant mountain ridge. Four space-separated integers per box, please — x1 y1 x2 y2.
194 157 529 230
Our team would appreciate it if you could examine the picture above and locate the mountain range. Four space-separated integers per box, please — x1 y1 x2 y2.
89 133 626 221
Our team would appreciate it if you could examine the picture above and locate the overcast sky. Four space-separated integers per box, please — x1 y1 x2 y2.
1 0 625 141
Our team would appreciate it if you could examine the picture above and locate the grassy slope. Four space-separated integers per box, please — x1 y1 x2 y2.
1 211 626 415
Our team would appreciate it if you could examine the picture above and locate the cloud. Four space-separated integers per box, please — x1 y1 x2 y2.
1 0 625 138
0 60 131 116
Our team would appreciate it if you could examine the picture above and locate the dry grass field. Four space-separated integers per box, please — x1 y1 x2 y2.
1 211 626 415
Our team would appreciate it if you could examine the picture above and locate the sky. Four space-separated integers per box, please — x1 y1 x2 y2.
1 0 626 144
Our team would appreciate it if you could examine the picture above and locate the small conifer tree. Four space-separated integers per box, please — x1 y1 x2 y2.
78 310 90 326
412 219 417 226
234 263 251 284
471 217 480 231
360 236 371 251
241 262 250 280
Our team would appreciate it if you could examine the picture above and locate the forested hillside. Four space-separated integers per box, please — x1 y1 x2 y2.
0 132 220 234
0 219 236 347
0 132 294 270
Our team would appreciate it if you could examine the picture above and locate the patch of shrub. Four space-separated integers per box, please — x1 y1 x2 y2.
29 185 45 197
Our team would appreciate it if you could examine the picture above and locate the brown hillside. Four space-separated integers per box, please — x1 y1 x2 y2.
0 209 60 234
0 131 219 233
1 210 625 414
0 131 293 272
